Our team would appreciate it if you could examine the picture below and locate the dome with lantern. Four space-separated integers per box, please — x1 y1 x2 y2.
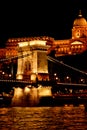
73 10 87 26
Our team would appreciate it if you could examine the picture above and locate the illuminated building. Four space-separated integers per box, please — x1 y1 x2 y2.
0 36 54 81
0 10 87 81
48 10 87 56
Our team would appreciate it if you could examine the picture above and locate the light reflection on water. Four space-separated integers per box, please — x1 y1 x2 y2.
0 105 87 130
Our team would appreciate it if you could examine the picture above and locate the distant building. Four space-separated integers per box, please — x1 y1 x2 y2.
48 10 87 56
0 10 87 81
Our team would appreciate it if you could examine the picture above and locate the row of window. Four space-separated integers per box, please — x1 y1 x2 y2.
56 45 84 53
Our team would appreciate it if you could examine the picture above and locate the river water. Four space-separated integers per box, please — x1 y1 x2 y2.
0 105 87 130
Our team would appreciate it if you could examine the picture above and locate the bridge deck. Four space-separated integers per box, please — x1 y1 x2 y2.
0 79 87 89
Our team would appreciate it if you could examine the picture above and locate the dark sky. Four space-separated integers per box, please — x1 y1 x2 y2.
0 0 87 47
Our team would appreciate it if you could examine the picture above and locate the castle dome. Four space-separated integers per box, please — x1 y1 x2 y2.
73 10 87 26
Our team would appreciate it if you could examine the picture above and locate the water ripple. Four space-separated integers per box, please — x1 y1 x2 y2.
0 106 87 130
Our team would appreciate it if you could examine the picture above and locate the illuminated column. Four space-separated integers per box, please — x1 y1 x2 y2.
11 87 24 106
31 46 50 81
32 50 48 74
16 42 31 80
16 51 24 80
32 51 38 73
31 51 37 81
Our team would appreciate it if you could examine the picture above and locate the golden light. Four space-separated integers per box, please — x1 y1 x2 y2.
29 40 46 46
38 87 52 97
31 74 37 81
18 40 47 47
18 42 29 47
16 74 23 80
71 41 83 45
14 87 23 97
24 87 30 95
38 84 42 89
11 87 24 106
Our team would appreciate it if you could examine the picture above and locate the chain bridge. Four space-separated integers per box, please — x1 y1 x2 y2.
0 40 87 106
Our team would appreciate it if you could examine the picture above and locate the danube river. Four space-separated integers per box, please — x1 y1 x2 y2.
0 105 87 130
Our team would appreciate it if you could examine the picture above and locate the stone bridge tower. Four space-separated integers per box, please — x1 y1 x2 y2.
16 37 54 82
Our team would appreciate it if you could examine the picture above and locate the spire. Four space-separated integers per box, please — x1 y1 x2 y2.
78 10 82 17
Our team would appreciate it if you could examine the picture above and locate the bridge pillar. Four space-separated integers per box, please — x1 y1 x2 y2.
16 40 50 81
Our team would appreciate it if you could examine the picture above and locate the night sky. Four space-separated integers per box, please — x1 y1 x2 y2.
0 0 87 47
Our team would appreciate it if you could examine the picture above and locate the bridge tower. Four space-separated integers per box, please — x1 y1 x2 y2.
16 38 52 82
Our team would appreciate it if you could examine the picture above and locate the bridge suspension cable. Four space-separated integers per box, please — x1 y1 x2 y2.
0 52 33 62
47 56 87 76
